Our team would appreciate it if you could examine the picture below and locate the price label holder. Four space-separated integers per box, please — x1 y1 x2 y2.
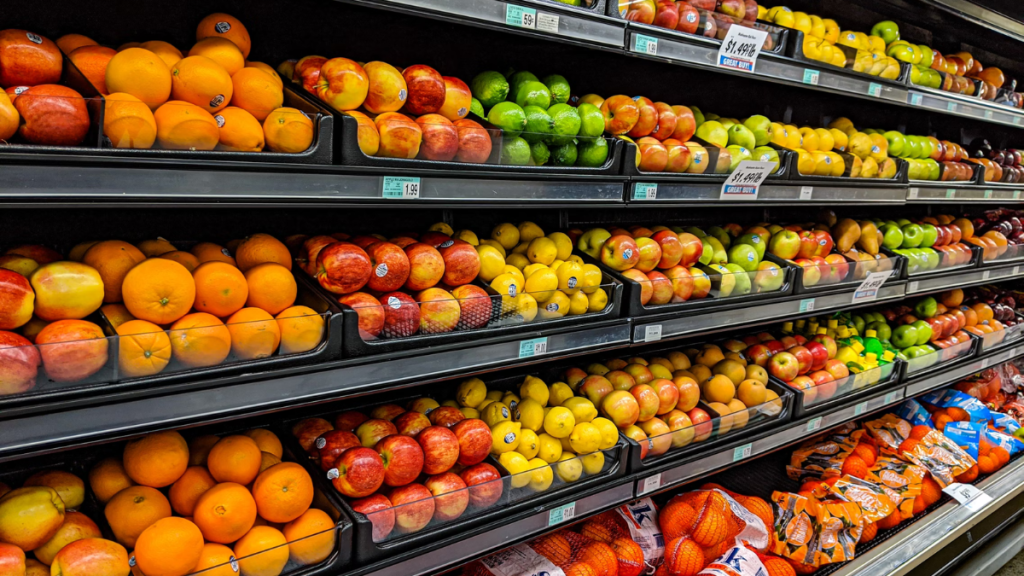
633 34 658 55
733 443 753 462
644 325 663 343
868 83 882 98
806 417 823 432
854 401 868 416
505 4 537 28
799 186 813 200
799 298 815 312
1014 191 1021 200
382 176 421 199
852 271 892 304
984 110 994 120
908 187 919 200
637 473 663 496
1013 265 1021 276
1015 116 1022 126
720 160 774 200
802 69 819 85
548 502 576 526
909 281 919 293
910 93 923 106
946 189 956 199
984 189 993 199
982 270 991 280
885 391 900 404
948 101 958 113
716 25 768 72
633 183 658 200
518 337 548 359
943 483 993 512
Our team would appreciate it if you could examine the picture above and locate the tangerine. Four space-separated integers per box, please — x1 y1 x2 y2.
531 532 572 566
122 258 196 324
283 508 336 565
235 233 291 272
231 68 283 121
762 557 797 576
275 305 325 354
197 13 251 59
216 106 265 151
123 430 189 487
563 563 597 576
192 543 237 576
840 455 869 479
245 263 297 315
154 100 220 150
264 107 313 153
139 40 183 69
169 312 232 368
859 521 877 543
208 435 263 485
610 536 644 576
105 485 172 547
663 536 705 576
234 526 290 576
134 516 204 576
89 457 135 504
116 319 172 377
158 250 201 272
169 466 217 516
171 55 234 113
659 500 697 540
189 434 221 466
576 542 618 576
193 482 258 543
193 261 248 317
690 506 728 548
189 38 244 76
252 462 314 523
245 429 283 458
106 48 172 110
192 242 236 266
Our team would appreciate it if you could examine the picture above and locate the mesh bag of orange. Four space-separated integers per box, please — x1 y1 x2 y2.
787 424 861 480
862 414 912 456
902 429 977 487
865 456 926 519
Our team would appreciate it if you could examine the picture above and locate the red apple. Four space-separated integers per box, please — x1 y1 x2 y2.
646 271 673 305
351 493 395 542
438 239 480 287
403 243 444 292
788 345 813 374
624 0 656 24
451 284 492 330
416 113 459 161
663 265 693 302
334 411 368 431
376 434 425 487
15 85 89 146
663 138 693 173
622 269 652 305
379 291 420 338
402 64 446 116
676 233 703 267
454 119 492 163
764 340 785 355
600 95 640 135
651 102 677 141
797 231 817 259
0 543 24 576
438 76 471 122
316 242 371 294
316 429 361 471
674 376 700 411
813 334 837 359
790 375 816 403
0 30 62 87
315 58 369 111
769 350 799 382
394 411 431 437
428 406 466 428
601 235 640 271
387 482 434 534
652 230 683 269
634 237 662 272
581 375 614 404
424 472 469 522
375 112 422 159
810 370 834 386
627 96 658 138
365 242 411 293
813 230 834 258
452 418 492 466
294 55 328 91
636 137 668 172
652 378 679 414
779 336 798 349
356 418 398 448
0 331 38 395
687 407 713 441
293 417 334 453
824 359 849 380
653 1 679 29
339 292 385 339
677 2 701 33
670 105 696 141
329 446 385 498
0 269 33 330
416 425 459 475
622 424 649 459
416 287 460 333
746 343 772 367
805 341 829 371
459 463 502 508
606 370 636 392
349 235 380 249
630 383 660 422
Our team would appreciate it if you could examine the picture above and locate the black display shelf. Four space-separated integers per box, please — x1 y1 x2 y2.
905 261 1024 295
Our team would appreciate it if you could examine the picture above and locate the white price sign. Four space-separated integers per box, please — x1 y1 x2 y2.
852 271 891 303
943 483 993 512
644 325 663 342
716 25 768 73
720 160 774 200
799 186 813 200
637 473 662 496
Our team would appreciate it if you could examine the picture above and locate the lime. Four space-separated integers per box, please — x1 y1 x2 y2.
488 101 527 137
542 74 571 104
530 141 551 166
471 71 510 110
470 97 485 118
691 105 705 127
501 136 532 165
550 142 578 166
546 103 581 145
577 137 608 167
577 103 604 138
508 71 539 103
522 105 554 143
515 81 552 109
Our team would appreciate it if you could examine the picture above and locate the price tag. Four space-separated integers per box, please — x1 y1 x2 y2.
946 189 956 199
733 443 753 462
716 25 769 72
720 160 774 199
633 183 658 200
806 417 823 432
984 110 994 120
1013 265 1021 275
802 69 819 85
868 83 882 98
948 101 958 112
536 12 559 33
943 483 993 512
382 176 421 199
885 391 900 404
633 34 658 55
799 186 813 200
908 187 919 199
1014 191 1021 199
854 401 868 416
799 298 815 312
909 281 919 293
852 271 891 303
637 473 663 496
518 337 548 358
505 4 537 28
1015 116 1022 126
910 93 923 106
548 502 576 526
644 325 663 343
985 189 993 199
982 270 991 280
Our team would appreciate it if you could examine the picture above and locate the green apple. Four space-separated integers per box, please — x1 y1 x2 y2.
881 224 904 249
699 241 714 265
696 121 728 148
921 248 940 270
891 325 918 349
725 263 752 295
727 243 760 272
918 45 934 68
708 226 731 248
914 296 937 318
708 264 735 297
684 226 707 238
901 224 923 248
907 159 923 181
691 106 705 128
726 145 752 172
910 320 932 345
896 218 912 226
753 146 780 173
736 233 766 260
754 262 784 291
705 236 728 264
744 115 773 146
867 320 892 342
883 131 906 157
919 224 938 247
924 159 940 181
872 20 900 44
727 125 757 150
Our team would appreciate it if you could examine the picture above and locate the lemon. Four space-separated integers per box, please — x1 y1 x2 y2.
587 288 609 313
452 229 478 245
549 260 565 272
548 382 575 407
568 254 584 265
537 433 563 463
569 291 589 315
527 458 554 492
503 265 525 286
407 397 440 413
562 397 597 424
580 264 602 294
520 375 550 406
527 237 557 265
511 241 531 255
456 377 487 408
479 239 506 258
560 436 574 452
556 452 583 483
490 272 522 310
555 261 584 295
502 392 520 411
796 149 815 175
490 420 521 454
476 245 506 282
515 398 545 431
569 422 602 454
460 407 480 419
499 452 532 488
482 402 512 427
524 269 558 302
441 399 459 407
518 221 545 242
547 232 573 260
492 223 520 249
477 399 494 412
429 222 454 235
581 451 605 474
517 428 540 459
537 291 570 319
523 263 548 278
486 390 503 401
506 253 530 270
592 417 619 450
514 293 538 322
544 406 576 438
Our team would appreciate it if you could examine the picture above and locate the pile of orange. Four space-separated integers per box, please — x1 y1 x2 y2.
57 13 313 153
525 517 645 576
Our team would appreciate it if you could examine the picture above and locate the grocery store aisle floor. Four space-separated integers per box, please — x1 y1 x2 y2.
951 516 1024 576
995 553 1024 576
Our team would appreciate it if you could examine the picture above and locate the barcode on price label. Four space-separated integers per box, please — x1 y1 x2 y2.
716 25 768 72
799 298 814 312
985 189 993 199
638 473 662 496
1013 266 1021 275
382 176 420 198
982 270 991 280
733 443 753 462
633 34 658 55
984 110 994 120
644 325 663 342
518 337 548 358
800 186 813 200
854 401 868 416
548 502 576 526
634 183 658 200
910 93 923 106
1014 191 1021 199
948 101 958 112
868 83 882 97
1015 116 1023 126
946 189 956 199
505 4 537 28
909 281 919 293
885 391 899 404
802 69 819 85
806 417 823 432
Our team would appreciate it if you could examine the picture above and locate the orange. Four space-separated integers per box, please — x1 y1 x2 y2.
972 303 994 322
104 485 172 547
978 454 999 475
235 233 291 272
564 563 598 576
82 240 147 303
234 526 289 576
192 543 238 576
158 250 200 272
741 496 774 531
690 507 727 548
169 312 231 367
169 466 217 516
610 538 644 576
244 429 283 458
230 68 282 121
67 241 98 262
227 307 281 359
663 536 705 576
106 48 172 110
208 435 263 484
139 40 183 69
189 434 221 466
137 238 177 257
192 242 237 266
992 446 1010 467
123 430 189 487
531 533 571 565
276 306 325 354
577 542 618 576
89 457 135 504
192 261 248 317
56 34 97 54
763 557 797 576
0 91 15 141
104 93 157 149
116 319 172 377
283 508 336 565
197 13 252 59
245 61 283 88
189 38 244 76
259 452 282 473
659 500 696 540
245 263 297 316
876 510 901 529
194 482 258 544
122 258 196 324
956 465 979 483
154 100 220 150
216 106 265 151
251 462 313 523
263 107 313 154
118 42 142 51
171 55 233 113
859 521 877 543
135 517 204 576
69 45 116 94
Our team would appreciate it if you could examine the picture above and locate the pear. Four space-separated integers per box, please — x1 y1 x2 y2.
857 220 880 255
832 219 862 253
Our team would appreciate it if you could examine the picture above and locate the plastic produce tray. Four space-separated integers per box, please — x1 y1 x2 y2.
620 139 795 181
784 29 911 86
902 335 979 380
771 359 903 419
764 252 904 296
882 244 982 280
